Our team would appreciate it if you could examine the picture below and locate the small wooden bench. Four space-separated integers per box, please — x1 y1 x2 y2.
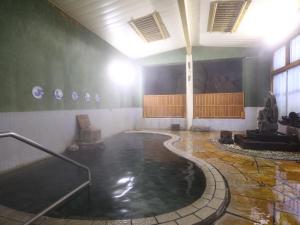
76 114 101 144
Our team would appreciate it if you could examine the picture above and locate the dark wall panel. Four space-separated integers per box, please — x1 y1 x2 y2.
139 47 271 107
143 64 186 95
194 58 242 93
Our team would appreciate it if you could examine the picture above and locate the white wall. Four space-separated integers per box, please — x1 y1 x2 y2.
0 107 262 172
192 107 262 131
138 118 186 130
0 108 142 172
139 107 261 131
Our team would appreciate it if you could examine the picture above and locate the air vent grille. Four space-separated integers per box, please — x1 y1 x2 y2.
208 0 251 32
129 12 170 42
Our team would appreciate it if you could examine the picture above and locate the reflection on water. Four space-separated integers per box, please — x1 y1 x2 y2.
273 167 300 219
183 161 195 196
113 175 135 198
0 133 205 219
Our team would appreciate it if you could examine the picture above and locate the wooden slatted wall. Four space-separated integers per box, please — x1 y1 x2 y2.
143 95 185 118
143 93 244 118
194 92 245 118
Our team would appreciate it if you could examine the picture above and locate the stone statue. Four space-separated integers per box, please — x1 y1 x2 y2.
257 92 279 134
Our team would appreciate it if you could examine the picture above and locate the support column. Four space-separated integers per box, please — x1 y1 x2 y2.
186 54 193 130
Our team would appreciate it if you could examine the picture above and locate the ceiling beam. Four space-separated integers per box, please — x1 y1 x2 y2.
177 0 192 55
231 0 252 32
208 2 218 32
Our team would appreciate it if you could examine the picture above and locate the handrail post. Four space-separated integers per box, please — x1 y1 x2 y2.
0 131 92 225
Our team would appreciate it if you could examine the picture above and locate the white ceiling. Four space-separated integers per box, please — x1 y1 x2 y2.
49 0 300 58
50 0 185 58
197 0 300 47
196 0 258 47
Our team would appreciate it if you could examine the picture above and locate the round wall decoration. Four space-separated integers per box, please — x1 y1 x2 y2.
95 94 101 102
54 89 63 100
72 91 79 101
85 93 91 102
32 86 44 99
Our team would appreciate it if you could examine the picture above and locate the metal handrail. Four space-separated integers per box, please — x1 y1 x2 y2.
0 131 92 225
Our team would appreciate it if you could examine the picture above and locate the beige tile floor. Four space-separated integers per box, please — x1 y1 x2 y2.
174 131 300 225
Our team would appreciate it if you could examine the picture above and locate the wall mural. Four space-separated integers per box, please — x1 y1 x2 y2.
31 87 101 103
72 91 79 101
54 89 63 100
95 94 101 102
32 86 44 99
85 93 91 102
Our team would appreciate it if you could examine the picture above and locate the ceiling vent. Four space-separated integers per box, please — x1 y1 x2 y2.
208 0 251 32
129 12 170 42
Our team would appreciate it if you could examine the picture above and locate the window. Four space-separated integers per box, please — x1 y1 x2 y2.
273 72 287 117
272 33 300 117
273 46 286 70
287 65 300 113
290 35 300 63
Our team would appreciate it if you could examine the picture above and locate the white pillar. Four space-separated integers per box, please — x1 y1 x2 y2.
186 54 193 130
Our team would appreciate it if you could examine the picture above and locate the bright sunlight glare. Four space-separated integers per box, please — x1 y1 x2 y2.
238 0 300 46
108 61 136 87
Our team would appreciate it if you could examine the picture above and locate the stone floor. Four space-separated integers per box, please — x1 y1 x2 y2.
174 131 300 225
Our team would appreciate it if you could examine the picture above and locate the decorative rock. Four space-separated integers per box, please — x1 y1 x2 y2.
191 126 210 132
287 126 298 137
76 114 102 145
258 92 278 134
171 124 180 131
280 112 300 128
219 130 234 144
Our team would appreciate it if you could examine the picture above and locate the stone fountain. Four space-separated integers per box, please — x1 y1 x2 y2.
234 92 300 151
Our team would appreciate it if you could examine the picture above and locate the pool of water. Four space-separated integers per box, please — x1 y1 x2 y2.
0 133 206 220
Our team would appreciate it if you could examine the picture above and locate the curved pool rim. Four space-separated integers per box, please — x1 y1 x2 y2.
0 130 229 225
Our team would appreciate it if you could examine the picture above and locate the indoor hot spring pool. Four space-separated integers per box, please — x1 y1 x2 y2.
0 132 211 221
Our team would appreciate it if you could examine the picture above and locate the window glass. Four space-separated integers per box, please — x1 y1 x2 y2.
273 72 287 117
290 35 300 62
273 46 286 70
287 65 300 113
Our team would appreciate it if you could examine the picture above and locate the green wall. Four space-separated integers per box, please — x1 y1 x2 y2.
138 48 186 66
138 46 259 65
193 46 259 61
138 46 271 107
0 0 141 112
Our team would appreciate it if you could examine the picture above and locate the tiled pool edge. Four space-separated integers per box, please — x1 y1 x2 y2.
128 130 229 225
0 130 229 225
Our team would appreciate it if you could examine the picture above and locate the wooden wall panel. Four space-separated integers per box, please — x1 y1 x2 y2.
143 93 244 118
194 92 245 118
143 95 186 118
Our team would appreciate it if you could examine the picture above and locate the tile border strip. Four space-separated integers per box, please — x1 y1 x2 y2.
0 130 229 225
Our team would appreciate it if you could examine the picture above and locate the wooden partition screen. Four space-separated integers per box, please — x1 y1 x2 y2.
194 92 245 118
143 95 186 118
